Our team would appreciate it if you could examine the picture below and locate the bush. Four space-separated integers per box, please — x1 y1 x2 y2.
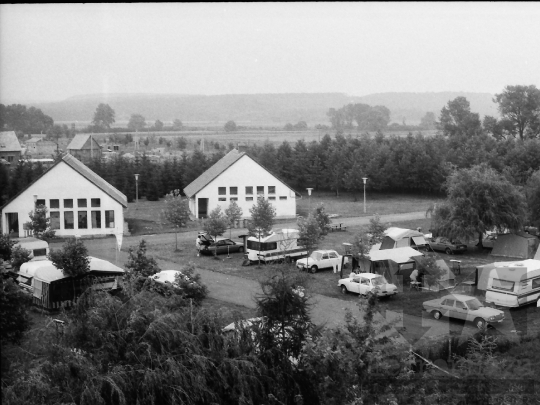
10 246 31 272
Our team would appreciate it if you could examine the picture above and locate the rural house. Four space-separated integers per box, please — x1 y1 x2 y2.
66 134 102 163
0 131 22 164
184 149 299 219
1 154 127 238
25 137 58 158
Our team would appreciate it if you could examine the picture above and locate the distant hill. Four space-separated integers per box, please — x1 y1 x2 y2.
32 92 498 126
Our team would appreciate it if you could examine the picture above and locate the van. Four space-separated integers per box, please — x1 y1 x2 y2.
485 259 540 307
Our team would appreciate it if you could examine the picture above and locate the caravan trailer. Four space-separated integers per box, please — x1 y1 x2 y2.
246 229 308 264
485 259 540 308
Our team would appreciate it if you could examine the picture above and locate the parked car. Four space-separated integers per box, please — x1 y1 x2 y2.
150 270 186 287
200 238 244 255
477 234 497 249
296 249 342 273
423 294 505 329
338 273 398 298
428 237 467 255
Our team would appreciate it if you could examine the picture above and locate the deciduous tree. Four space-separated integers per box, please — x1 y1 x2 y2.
248 197 276 264
224 199 243 238
203 206 229 257
367 213 390 245
297 214 321 258
24 204 55 239
48 238 90 277
224 120 237 132
525 169 540 228
0 277 31 345
91 103 115 131
161 190 191 251
494 85 540 140
439 97 482 138
432 164 527 247
128 113 146 132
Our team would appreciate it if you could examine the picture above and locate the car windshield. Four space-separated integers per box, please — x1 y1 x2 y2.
465 298 483 310
310 252 322 261
372 276 388 286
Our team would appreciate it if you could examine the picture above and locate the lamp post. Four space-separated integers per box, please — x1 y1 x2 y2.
306 188 313 213
362 177 368 214
134 174 139 205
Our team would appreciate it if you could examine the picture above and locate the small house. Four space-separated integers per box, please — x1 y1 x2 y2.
0 131 22 164
66 134 102 163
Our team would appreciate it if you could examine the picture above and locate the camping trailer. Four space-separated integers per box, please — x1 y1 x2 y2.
14 237 49 261
17 260 56 293
31 257 124 310
246 229 307 264
484 259 540 308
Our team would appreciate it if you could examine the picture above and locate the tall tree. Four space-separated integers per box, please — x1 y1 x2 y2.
432 164 528 247
224 120 237 132
439 97 482 138
24 204 55 240
154 119 164 131
248 197 276 264
91 103 115 131
420 112 437 130
172 119 183 130
124 239 160 292
128 114 146 132
494 85 540 140
297 214 321 260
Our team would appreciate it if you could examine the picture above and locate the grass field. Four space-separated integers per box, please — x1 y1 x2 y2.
125 192 442 235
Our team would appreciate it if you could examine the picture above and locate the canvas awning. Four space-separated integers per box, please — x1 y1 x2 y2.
412 236 427 246
370 247 424 263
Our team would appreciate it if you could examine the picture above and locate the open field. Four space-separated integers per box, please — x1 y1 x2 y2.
124 192 442 235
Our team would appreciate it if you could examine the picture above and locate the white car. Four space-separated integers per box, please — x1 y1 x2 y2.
150 270 187 287
338 273 398 298
296 250 342 273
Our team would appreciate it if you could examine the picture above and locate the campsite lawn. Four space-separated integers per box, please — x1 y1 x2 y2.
125 193 442 236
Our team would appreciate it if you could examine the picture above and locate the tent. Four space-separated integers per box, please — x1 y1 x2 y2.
368 247 424 285
411 255 456 292
534 245 540 260
379 227 429 251
489 232 540 261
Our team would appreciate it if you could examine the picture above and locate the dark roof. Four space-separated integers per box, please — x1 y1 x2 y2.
183 149 300 198
67 134 102 151
0 131 22 152
1 154 127 210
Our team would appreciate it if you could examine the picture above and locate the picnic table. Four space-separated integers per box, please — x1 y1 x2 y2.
330 223 347 232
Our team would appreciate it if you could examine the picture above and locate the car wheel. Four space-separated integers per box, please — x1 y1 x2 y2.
474 318 486 329
310 266 318 274
238 246 244 253
432 311 442 320
445 248 453 255
340 285 348 295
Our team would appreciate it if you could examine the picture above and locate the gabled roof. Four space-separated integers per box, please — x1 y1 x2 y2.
67 134 102 151
183 149 300 198
1 154 127 210
369 247 424 263
0 131 22 152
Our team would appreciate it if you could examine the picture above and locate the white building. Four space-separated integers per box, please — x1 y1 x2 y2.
184 149 299 219
1 154 127 238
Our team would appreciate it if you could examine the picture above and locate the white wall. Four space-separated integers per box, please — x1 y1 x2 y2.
2 161 124 237
193 155 297 219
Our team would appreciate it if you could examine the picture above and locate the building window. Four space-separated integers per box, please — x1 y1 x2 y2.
246 197 253 201
105 211 115 228
78 211 88 229
268 197 276 201
64 211 74 229
230 187 238 195
91 198 101 207
218 197 226 201
50 199 60 209
279 196 287 200
50 212 60 229
246 186 253 195
268 186 276 194
257 186 264 195
218 187 226 195
91 211 101 228
36 199 46 207
78 199 87 208
64 199 73 208
230 197 238 201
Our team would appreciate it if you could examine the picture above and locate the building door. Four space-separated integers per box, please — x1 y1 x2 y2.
5 212 19 236
198 198 208 219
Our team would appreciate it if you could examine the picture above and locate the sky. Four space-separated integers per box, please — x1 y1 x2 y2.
1 2 539 104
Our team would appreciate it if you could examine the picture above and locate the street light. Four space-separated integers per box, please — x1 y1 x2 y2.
306 188 313 213
362 177 368 214
134 174 139 204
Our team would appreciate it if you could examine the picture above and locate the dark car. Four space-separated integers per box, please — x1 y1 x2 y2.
200 238 244 255
428 237 467 255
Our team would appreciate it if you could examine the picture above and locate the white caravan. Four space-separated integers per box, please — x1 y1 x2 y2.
246 229 308 264
485 259 540 308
